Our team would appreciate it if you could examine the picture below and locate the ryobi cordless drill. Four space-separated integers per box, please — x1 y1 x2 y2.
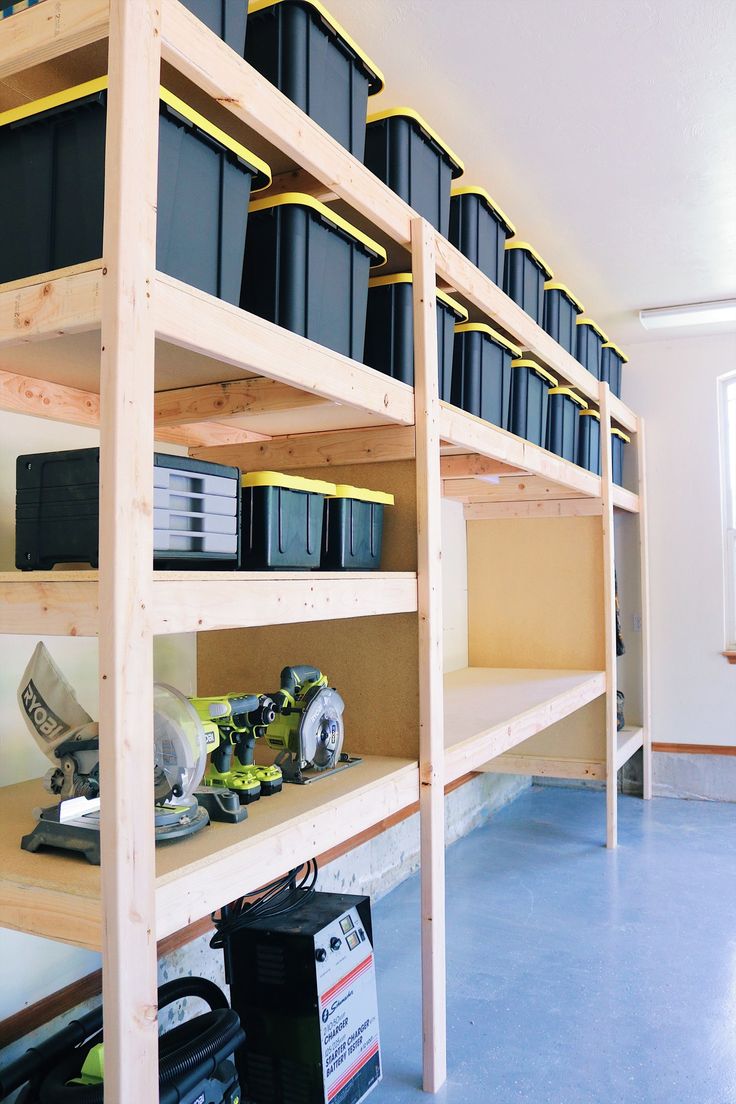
191 692 283 804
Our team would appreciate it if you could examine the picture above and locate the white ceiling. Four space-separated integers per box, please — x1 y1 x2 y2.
329 0 736 348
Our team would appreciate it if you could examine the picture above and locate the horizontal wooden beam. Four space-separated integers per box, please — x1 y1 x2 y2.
440 454 517 479
154 377 328 426
265 168 338 203
444 475 588 503
191 424 416 469
481 754 606 780
464 498 604 521
0 0 108 83
0 265 102 348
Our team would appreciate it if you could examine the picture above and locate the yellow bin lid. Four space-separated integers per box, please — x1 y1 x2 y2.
241 471 337 494
454 322 522 358
505 241 554 280
368 273 468 320
544 281 585 315
450 185 516 237
602 340 629 363
366 106 464 179
548 386 587 409
248 0 385 93
511 359 559 387
249 192 387 267
331 483 395 505
576 317 610 342
0 77 273 192
611 428 631 443
579 409 601 421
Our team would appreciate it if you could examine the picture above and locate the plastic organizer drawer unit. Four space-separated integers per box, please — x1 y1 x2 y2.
364 107 464 237
451 323 521 429
241 193 386 360
321 484 394 570
246 0 383 158
546 387 587 463
577 409 601 474
503 241 554 326
183 0 248 52
543 282 585 357
240 471 335 570
509 359 558 447
0 79 271 299
16 449 240 569
600 341 628 399
448 186 516 287
575 317 609 379
611 428 630 486
364 273 468 395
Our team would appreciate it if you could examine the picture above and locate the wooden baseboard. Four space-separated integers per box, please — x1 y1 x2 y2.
0 772 480 1048
653 742 736 756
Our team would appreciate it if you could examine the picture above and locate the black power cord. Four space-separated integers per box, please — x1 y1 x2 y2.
210 858 319 951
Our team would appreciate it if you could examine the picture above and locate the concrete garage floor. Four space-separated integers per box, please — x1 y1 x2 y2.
372 786 736 1104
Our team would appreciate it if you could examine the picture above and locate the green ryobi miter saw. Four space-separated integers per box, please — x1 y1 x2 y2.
264 665 359 784
190 692 283 804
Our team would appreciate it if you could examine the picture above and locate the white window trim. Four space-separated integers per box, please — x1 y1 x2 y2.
719 373 736 649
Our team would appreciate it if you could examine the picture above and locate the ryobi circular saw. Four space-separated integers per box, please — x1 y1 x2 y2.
264 665 356 784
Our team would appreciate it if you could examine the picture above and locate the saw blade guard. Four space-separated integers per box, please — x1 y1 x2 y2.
153 683 208 805
299 686 345 770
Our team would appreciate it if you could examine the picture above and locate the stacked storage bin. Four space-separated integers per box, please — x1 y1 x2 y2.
364 108 464 235
363 274 467 395
546 387 587 463
183 0 249 52
575 317 608 379
451 324 521 429
577 410 601 474
503 242 553 325
543 282 584 356
0 79 271 298
509 359 558 447
322 485 394 570
610 429 629 486
600 341 628 398
241 194 386 359
448 187 516 287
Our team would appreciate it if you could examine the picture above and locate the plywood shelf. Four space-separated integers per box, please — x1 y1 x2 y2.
0 571 418 636
443 667 606 783
485 724 645 781
0 756 419 952
616 725 644 769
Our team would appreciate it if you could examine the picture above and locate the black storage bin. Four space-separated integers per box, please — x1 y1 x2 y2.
448 186 515 287
577 409 601 475
321 483 394 570
240 471 335 569
611 429 630 486
546 386 587 463
246 0 383 158
509 359 558 447
364 273 467 394
575 317 608 379
600 340 628 399
451 323 521 428
503 241 553 326
242 193 386 360
183 0 248 52
364 108 464 237
543 281 584 356
0 78 271 297
16 449 241 570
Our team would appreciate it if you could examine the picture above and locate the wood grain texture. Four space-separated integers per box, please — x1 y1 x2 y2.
190 425 416 470
599 382 618 848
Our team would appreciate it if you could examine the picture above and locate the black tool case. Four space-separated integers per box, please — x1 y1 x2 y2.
16 449 241 569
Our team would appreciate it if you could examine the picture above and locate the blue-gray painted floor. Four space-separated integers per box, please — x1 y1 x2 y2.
371 786 736 1104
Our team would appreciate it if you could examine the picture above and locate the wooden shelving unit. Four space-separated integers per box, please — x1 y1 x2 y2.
0 2 651 1099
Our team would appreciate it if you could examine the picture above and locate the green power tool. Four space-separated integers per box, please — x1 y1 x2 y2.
264 665 357 784
191 693 283 804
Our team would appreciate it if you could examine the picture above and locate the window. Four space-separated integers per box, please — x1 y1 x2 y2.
720 374 736 648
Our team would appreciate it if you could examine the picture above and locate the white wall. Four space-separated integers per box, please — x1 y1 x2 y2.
441 499 468 673
624 331 736 746
0 411 196 1019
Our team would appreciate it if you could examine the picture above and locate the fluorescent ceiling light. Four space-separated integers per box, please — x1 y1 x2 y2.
639 299 736 331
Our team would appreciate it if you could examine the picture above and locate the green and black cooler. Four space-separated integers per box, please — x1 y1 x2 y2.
577 409 601 474
543 281 585 356
575 316 608 379
242 192 386 359
451 323 521 428
0 78 271 298
240 471 335 569
600 341 628 398
448 186 516 287
546 386 587 463
246 0 384 158
364 273 467 395
321 483 394 570
509 359 558 447
364 107 464 236
503 241 554 326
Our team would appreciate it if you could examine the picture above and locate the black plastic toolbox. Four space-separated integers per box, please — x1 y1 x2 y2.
363 273 467 395
546 386 587 463
509 359 558 447
321 483 394 570
16 449 241 569
451 323 521 428
600 341 628 399
364 108 464 237
543 282 584 356
0 78 271 297
240 471 336 569
242 192 386 360
246 0 383 159
183 0 248 52
503 241 554 326
448 186 516 287
611 428 629 486
577 409 601 475
575 317 608 379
